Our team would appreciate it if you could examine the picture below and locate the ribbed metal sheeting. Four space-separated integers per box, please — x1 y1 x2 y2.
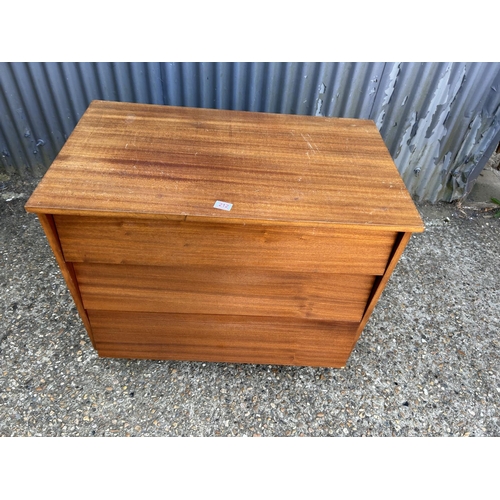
1 62 499 202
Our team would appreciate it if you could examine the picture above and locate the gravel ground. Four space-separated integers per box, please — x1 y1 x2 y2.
1 175 499 437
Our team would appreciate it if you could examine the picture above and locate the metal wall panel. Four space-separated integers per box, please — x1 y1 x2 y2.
1 62 499 201
372 62 500 202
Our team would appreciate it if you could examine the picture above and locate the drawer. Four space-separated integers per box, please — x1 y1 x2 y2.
88 310 359 368
74 263 376 322
55 215 397 275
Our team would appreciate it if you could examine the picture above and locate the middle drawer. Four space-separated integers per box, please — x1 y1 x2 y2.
74 263 376 322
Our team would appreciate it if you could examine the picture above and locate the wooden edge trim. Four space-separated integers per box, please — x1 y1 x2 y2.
353 231 413 344
36 213 96 348
24 206 424 233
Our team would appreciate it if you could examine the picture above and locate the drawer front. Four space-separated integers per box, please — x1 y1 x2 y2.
55 215 396 275
74 263 376 322
88 310 359 368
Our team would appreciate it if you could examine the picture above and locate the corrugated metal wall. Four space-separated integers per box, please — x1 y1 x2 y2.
1 62 499 202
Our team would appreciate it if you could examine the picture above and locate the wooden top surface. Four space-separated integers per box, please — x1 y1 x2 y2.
26 100 424 231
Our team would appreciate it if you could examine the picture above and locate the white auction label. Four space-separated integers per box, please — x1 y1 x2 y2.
213 200 233 211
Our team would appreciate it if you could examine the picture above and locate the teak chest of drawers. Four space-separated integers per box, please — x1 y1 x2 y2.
25 100 424 368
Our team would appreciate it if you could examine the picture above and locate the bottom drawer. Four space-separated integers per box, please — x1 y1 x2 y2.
88 310 359 368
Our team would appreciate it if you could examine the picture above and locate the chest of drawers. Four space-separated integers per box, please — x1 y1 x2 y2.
25 100 423 368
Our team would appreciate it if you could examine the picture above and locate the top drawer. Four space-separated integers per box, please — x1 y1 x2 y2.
54 215 397 275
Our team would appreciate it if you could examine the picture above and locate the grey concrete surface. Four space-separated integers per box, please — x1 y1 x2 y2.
467 151 500 205
1 175 499 437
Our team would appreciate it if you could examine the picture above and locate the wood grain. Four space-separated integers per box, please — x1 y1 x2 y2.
354 231 413 342
25 100 424 368
89 310 358 368
74 263 376 321
56 215 397 275
25 100 424 232
35 214 95 346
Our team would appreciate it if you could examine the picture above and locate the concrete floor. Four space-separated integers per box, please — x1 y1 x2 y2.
1 175 499 437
